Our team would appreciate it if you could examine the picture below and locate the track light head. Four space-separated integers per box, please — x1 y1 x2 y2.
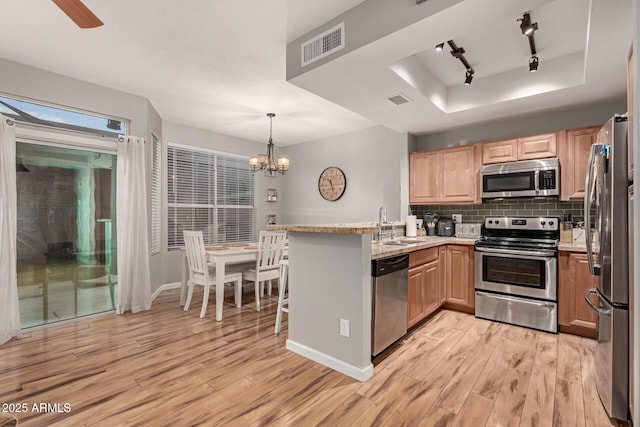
464 69 474 85
435 42 444 52
518 12 538 36
529 55 539 72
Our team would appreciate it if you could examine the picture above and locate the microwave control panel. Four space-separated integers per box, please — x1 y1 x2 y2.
539 170 556 189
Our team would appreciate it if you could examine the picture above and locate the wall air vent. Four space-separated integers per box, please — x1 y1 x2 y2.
301 22 345 67
386 93 412 106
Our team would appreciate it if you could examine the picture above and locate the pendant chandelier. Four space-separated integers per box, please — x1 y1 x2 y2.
249 113 289 175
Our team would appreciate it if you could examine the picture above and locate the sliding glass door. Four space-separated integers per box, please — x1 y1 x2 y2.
16 142 117 328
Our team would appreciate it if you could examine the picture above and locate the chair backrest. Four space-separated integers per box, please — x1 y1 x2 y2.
256 231 286 272
183 231 209 281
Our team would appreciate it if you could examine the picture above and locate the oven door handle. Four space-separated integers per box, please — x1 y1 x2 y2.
475 291 557 309
475 246 556 258
584 288 611 316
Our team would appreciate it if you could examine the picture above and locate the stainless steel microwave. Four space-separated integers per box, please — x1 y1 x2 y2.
480 158 560 199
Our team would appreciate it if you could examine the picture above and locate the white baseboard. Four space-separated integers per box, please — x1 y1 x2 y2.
286 339 374 382
151 282 181 302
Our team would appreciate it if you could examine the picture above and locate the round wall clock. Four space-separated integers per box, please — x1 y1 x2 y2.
318 167 347 201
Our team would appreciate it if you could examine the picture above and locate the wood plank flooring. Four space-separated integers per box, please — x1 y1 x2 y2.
0 288 627 426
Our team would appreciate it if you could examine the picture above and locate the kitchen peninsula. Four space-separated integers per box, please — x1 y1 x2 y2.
267 222 476 381
267 223 378 381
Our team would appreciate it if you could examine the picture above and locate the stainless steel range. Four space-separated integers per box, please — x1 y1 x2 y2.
474 216 560 333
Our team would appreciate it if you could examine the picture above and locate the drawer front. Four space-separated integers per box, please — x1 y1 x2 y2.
409 247 439 268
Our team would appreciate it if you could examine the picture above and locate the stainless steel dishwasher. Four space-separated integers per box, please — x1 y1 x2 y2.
372 253 409 356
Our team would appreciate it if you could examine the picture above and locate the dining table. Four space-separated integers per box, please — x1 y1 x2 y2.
180 243 288 321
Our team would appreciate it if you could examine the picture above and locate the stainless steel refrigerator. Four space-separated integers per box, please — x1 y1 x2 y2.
584 114 629 421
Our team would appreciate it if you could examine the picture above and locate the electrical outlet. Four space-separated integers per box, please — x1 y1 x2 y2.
452 214 462 223
340 318 350 338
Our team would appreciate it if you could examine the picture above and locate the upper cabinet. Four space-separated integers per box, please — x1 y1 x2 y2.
410 145 480 204
482 133 557 165
557 125 601 200
482 139 518 164
409 150 440 204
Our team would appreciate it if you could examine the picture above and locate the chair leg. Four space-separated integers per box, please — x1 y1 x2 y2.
267 280 272 296
275 264 289 334
254 281 261 312
259 281 264 297
235 278 242 308
184 281 194 312
200 284 211 318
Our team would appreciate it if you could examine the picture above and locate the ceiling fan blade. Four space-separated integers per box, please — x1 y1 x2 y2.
51 0 103 28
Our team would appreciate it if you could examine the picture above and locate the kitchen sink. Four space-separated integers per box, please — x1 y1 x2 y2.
401 238 423 243
382 241 410 246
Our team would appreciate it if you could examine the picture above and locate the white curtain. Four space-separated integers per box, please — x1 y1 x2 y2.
0 115 21 345
116 136 151 314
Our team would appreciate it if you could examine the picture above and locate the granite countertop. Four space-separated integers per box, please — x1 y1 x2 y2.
371 236 477 259
267 222 380 234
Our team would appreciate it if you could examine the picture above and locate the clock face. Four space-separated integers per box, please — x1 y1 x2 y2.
318 167 346 201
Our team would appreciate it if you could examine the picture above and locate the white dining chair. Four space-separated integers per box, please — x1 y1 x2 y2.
243 231 286 311
183 230 243 318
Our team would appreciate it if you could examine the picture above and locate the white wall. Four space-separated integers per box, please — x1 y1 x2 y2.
280 125 409 224
416 98 627 151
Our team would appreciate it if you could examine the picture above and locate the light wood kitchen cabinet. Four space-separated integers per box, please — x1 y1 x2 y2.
409 145 480 204
517 133 557 160
408 247 440 328
482 139 518 164
481 133 557 164
558 252 598 338
409 150 440 204
557 125 601 200
444 245 474 313
440 146 478 203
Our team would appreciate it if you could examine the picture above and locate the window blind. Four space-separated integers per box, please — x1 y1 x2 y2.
150 135 161 255
167 144 254 249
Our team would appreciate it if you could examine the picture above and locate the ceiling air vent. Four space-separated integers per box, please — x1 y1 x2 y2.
386 93 412 106
301 22 345 67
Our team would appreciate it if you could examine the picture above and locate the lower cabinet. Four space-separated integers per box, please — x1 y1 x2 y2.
407 244 475 328
558 251 599 338
408 248 440 328
408 260 439 328
444 245 475 313
406 247 598 337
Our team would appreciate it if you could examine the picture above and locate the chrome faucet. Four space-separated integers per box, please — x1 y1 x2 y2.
378 205 387 242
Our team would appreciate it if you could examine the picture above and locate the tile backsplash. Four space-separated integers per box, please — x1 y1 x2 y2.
411 197 585 224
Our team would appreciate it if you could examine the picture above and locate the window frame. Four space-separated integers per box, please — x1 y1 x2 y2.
166 142 255 250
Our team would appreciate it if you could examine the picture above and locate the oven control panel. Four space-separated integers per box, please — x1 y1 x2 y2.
484 216 559 231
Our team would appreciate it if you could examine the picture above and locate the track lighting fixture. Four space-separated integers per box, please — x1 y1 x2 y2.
518 12 538 36
464 70 474 85
435 39 475 85
518 12 540 73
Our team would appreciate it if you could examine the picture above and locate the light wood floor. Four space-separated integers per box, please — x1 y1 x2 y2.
0 288 627 427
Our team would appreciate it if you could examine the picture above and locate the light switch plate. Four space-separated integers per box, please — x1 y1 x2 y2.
452 214 462 223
